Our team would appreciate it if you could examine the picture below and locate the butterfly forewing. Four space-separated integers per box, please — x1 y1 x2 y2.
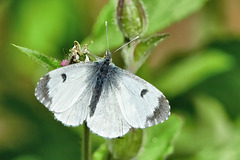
35 62 98 125
112 66 170 128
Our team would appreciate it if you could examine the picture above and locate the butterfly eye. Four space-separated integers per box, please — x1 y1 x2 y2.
61 73 67 82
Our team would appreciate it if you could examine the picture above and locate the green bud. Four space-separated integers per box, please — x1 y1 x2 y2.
117 0 147 39
108 129 143 160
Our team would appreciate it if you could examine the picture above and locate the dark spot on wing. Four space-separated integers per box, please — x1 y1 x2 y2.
140 89 148 97
61 73 67 82
35 74 52 107
145 95 170 127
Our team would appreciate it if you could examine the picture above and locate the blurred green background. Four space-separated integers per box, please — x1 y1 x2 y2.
1 0 240 159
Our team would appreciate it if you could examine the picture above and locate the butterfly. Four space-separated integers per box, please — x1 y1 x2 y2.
35 48 170 138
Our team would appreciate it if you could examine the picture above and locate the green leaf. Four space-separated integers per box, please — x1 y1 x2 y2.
143 0 209 35
156 49 234 98
93 144 108 160
134 33 169 71
121 33 169 73
12 44 61 70
138 114 183 160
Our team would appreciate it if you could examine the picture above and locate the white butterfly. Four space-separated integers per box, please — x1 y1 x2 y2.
35 49 170 138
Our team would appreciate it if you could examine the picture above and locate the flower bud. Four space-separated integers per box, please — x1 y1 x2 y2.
108 129 143 159
117 0 147 39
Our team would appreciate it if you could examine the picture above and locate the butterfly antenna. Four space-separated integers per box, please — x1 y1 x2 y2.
114 36 139 53
105 21 110 51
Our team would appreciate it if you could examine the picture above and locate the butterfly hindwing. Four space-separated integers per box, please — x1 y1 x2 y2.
87 73 131 138
54 84 93 126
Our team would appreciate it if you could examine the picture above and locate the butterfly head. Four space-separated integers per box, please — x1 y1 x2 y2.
105 50 111 61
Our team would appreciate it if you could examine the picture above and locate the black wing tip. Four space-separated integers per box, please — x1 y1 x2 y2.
145 95 171 127
35 74 52 107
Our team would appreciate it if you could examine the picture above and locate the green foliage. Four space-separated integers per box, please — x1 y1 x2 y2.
85 0 209 53
144 0 209 35
93 144 108 160
133 33 170 71
156 49 234 98
2 0 240 160
85 0 123 54
12 44 61 70
108 129 143 159
172 95 240 160
92 115 182 160
138 115 182 160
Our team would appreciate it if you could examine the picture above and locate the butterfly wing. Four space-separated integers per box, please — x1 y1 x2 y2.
35 62 98 126
35 59 170 137
87 77 131 138
112 66 170 129
86 64 170 138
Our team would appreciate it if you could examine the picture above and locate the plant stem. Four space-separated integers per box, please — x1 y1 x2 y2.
82 121 90 160
121 42 138 73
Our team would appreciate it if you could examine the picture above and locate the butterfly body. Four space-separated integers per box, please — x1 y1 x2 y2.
35 51 170 138
89 51 112 116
